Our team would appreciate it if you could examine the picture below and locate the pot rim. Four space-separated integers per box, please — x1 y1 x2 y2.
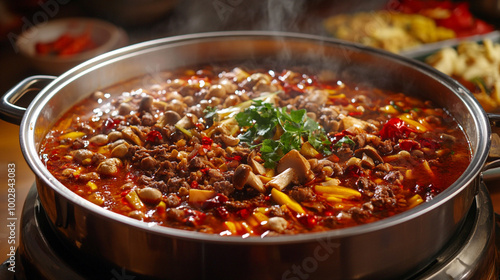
19 31 491 245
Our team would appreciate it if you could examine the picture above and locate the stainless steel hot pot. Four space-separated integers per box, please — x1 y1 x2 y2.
1 32 499 280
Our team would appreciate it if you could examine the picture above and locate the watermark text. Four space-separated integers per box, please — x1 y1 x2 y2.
6 163 16 273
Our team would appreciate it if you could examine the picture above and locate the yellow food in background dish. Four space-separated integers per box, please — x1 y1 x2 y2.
426 39 500 112
323 11 456 53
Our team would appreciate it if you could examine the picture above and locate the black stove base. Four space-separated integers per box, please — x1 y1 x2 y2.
1 183 499 280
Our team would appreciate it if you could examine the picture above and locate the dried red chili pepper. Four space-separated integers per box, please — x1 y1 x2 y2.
399 139 420 151
190 181 199 189
379 118 417 142
103 118 120 131
345 165 363 177
298 213 318 228
214 206 229 219
323 210 335 217
59 32 94 56
200 167 210 174
201 136 213 145
225 155 242 161
52 33 74 52
35 31 97 56
35 42 53 55
236 208 251 219
420 138 440 149
185 209 206 226
348 111 363 116
203 194 228 210
201 136 213 150
146 130 163 143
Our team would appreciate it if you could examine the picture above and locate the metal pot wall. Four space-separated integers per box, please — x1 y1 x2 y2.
1 32 497 280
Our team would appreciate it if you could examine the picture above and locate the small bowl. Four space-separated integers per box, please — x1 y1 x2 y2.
16 17 128 75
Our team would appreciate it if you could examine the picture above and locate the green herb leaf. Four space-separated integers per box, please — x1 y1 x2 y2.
203 106 218 122
236 101 332 167
333 136 355 149
260 139 283 168
309 129 332 155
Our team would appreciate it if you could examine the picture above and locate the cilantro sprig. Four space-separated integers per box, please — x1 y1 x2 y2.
235 100 331 168
333 136 355 149
203 106 218 122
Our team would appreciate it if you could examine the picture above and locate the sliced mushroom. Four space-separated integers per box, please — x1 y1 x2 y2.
218 78 238 94
361 153 375 169
72 149 94 163
267 168 297 191
220 134 240 146
121 127 143 146
384 150 413 163
130 126 146 141
175 114 197 137
339 116 376 131
137 187 163 204
233 164 265 193
89 134 109 146
111 143 129 158
96 158 122 176
159 110 181 126
214 118 239 136
120 182 135 191
354 145 384 164
79 172 100 181
109 139 128 150
107 131 123 142
141 156 157 170
206 84 226 99
247 151 266 175
345 157 361 168
138 95 154 112
118 103 133 115
62 168 77 177
276 149 313 182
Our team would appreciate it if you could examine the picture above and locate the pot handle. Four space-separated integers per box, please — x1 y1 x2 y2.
0 75 56 125
482 113 500 180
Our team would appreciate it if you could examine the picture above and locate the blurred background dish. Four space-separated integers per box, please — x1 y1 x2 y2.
469 0 500 24
322 0 495 54
401 31 500 113
79 0 178 27
15 17 128 75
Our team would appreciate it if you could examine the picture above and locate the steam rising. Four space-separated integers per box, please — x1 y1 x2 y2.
159 0 314 36
135 0 414 99
260 0 308 32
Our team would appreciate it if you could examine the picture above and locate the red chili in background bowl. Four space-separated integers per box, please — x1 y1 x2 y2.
35 30 97 56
